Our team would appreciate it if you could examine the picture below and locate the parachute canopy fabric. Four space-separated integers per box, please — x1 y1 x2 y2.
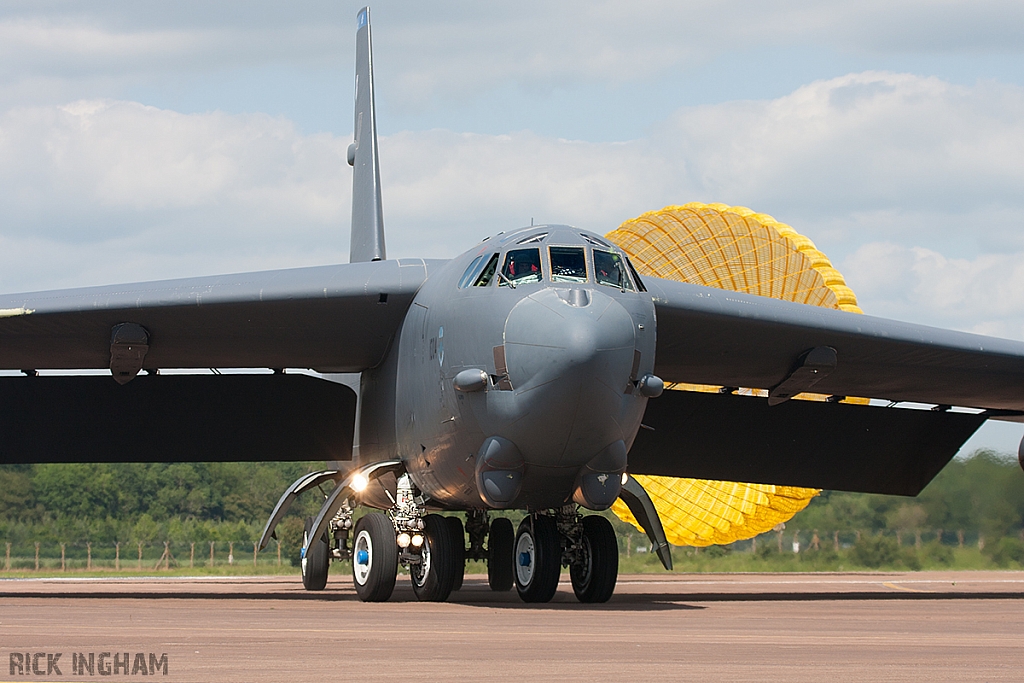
607 203 866 547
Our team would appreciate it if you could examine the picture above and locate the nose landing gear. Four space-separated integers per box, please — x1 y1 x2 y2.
568 515 618 603
511 507 620 604
514 515 562 602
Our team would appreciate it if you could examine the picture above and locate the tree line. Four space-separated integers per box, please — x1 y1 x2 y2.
1 450 1022 566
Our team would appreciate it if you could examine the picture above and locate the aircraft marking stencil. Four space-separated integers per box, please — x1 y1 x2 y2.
2 7 1024 603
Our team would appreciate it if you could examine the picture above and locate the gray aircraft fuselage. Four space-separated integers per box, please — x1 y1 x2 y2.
355 225 657 511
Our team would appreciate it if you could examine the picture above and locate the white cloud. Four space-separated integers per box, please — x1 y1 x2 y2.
0 99 349 291
2 70 1024 345
842 242 1024 340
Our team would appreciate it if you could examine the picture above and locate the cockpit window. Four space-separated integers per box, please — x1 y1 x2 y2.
593 250 634 291
625 256 647 292
549 246 587 283
458 254 488 288
473 253 499 287
581 233 612 248
517 232 548 244
500 248 542 286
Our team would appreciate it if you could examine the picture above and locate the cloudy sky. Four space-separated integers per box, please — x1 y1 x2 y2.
2 0 1023 454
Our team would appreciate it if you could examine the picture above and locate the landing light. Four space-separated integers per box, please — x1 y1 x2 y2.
351 473 369 492
411 534 424 548
621 472 629 486
397 532 411 548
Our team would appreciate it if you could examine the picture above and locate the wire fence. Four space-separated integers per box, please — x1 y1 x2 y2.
6 527 1020 571
621 528 1018 556
1 539 287 572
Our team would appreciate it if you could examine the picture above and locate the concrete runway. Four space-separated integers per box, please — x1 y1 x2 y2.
1 571 1023 682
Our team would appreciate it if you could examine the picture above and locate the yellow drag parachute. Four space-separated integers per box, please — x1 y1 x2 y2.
606 203 865 547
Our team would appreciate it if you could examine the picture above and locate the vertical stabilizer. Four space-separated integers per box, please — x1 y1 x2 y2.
348 7 386 262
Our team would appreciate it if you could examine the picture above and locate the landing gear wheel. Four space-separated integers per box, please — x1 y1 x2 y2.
301 517 330 591
487 517 514 592
411 514 457 602
570 515 618 603
446 516 466 592
514 516 561 603
351 513 399 602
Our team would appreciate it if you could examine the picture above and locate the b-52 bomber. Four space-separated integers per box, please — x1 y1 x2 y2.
3 8 1024 603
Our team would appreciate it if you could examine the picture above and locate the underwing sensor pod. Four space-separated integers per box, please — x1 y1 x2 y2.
3 7 1024 604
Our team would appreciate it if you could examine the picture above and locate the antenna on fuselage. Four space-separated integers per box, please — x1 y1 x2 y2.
347 6 386 263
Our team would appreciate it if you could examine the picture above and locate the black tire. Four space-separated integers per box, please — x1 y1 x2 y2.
514 516 561 603
487 517 514 592
446 516 466 592
301 516 330 591
351 513 399 602
411 514 457 602
570 515 619 603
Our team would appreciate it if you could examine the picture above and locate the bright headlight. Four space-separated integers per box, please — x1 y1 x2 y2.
396 532 411 548
411 534 424 548
351 473 369 492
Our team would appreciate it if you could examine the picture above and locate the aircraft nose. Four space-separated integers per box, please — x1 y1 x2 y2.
504 287 635 391
501 287 637 466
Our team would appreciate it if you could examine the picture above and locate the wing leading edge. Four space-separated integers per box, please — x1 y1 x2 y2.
0 258 445 374
647 276 1024 413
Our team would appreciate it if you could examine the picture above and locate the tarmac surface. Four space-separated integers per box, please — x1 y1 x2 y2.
1 571 1022 682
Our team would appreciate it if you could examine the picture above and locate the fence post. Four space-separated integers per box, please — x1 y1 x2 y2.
959 529 965 547
34 542 40 571
276 539 281 566
137 542 143 570
60 543 66 572
253 542 257 567
978 534 985 551
190 542 195 569
209 541 215 568
751 536 756 553
87 542 92 571
833 531 839 552
5 542 9 571
115 542 120 571
915 530 921 549
228 542 234 565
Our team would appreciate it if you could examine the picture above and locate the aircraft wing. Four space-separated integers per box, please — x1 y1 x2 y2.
627 276 1024 495
0 258 442 373
0 258 443 465
646 276 1024 412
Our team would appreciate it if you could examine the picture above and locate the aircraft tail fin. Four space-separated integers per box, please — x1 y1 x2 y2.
348 7 386 263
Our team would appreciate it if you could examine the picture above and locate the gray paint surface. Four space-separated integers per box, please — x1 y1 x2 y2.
0 259 442 372
647 277 1024 411
348 6 386 263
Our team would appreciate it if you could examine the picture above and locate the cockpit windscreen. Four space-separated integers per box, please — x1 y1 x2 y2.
550 246 587 283
594 250 634 291
501 248 542 285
